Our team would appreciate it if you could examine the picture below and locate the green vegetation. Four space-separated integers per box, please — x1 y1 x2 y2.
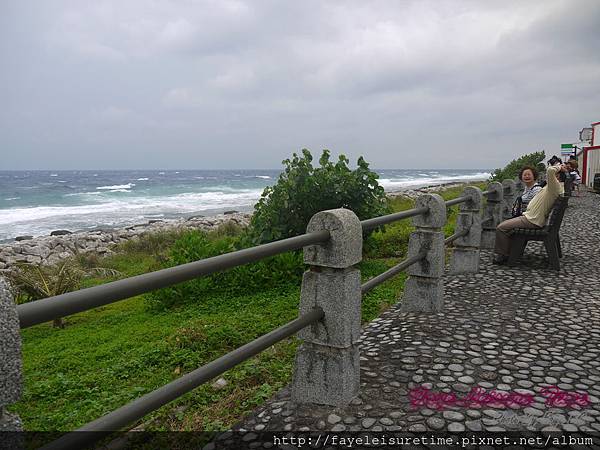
10 179 486 433
6 260 120 328
490 150 545 182
249 149 390 244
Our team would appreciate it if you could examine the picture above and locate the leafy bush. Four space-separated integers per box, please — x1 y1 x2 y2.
248 149 390 245
490 151 545 182
145 230 305 310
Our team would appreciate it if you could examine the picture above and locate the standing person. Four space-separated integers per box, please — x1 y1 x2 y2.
512 166 542 217
493 163 567 264
566 160 581 196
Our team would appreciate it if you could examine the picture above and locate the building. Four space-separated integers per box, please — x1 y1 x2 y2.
582 121 600 187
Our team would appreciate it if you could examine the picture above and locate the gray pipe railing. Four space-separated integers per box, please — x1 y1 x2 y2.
444 229 470 245
17 230 331 329
7 185 487 450
361 206 429 231
444 196 470 207
41 307 324 450
361 251 427 294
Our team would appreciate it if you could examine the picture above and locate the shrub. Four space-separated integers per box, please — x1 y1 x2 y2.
248 149 390 245
490 151 545 182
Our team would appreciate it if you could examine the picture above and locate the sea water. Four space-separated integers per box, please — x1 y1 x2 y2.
0 169 490 241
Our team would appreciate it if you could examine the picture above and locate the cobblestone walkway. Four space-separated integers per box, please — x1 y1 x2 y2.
227 191 600 445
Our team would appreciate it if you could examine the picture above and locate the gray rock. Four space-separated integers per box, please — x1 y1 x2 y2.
50 229 72 236
426 417 445 430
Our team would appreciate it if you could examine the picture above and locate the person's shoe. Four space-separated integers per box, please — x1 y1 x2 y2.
492 254 507 265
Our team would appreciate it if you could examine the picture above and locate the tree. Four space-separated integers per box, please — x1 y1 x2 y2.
248 149 390 244
490 151 546 182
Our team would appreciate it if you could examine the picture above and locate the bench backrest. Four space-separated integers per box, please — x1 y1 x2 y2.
544 196 568 234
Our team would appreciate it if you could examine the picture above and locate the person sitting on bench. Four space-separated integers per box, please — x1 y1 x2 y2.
511 166 542 217
493 161 567 264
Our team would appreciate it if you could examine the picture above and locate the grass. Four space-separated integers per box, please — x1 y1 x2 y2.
9 182 486 432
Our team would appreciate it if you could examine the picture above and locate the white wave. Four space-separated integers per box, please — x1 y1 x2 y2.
255 175 271 179
108 189 132 193
64 191 102 197
195 176 205 179
93 174 98 176
4 197 20 201
50 174 58 177
0 189 263 231
175 171 180 174
379 172 491 190
158 172 165 175
96 183 136 190
136 178 150 181
58 180 67 183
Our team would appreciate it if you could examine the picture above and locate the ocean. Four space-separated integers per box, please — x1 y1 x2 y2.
0 169 490 242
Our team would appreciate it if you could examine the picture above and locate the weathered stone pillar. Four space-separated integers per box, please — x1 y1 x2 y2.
480 182 503 249
450 187 483 274
0 278 24 450
400 194 447 313
501 179 517 221
515 179 525 197
291 209 362 406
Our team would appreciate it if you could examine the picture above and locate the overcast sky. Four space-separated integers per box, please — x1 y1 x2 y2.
1 1 599 170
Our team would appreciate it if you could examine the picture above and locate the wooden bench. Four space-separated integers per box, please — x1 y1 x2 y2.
506 196 569 270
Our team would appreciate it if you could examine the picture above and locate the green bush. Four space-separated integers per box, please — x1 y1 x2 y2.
145 230 305 310
490 151 545 182
248 149 390 245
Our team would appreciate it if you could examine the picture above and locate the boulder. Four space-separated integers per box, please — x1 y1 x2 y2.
50 230 72 236
14 236 33 241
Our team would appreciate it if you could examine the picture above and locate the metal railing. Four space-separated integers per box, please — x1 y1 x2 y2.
8 187 487 450
17 230 331 329
42 308 325 450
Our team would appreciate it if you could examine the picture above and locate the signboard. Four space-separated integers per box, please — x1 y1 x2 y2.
561 143 574 149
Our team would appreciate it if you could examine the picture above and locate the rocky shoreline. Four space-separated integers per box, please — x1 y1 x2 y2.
0 181 484 273
0 212 251 273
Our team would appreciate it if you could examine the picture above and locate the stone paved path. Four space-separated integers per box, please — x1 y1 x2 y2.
224 191 600 447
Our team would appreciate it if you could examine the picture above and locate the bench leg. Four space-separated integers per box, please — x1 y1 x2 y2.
507 237 527 266
556 235 562 258
544 239 560 271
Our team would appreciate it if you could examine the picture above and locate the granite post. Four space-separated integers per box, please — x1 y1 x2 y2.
515 179 525 197
501 179 517 221
450 186 484 274
291 208 362 406
0 278 24 449
401 194 447 313
480 182 504 249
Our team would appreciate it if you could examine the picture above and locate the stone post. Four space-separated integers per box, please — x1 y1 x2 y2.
501 179 517 221
450 187 483 274
0 278 23 445
291 208 362 406
480 182 503 249
515 179 525 197
400 194 447 313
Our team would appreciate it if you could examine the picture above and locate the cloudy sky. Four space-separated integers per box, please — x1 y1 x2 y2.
2 0 599 170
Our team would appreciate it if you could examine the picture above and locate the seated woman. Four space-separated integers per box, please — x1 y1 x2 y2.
493 163 566 264
511 166 542 217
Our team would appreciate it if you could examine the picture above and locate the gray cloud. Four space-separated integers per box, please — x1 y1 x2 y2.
1 0 599 170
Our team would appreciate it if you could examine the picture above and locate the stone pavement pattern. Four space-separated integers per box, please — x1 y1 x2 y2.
222 191 600 447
